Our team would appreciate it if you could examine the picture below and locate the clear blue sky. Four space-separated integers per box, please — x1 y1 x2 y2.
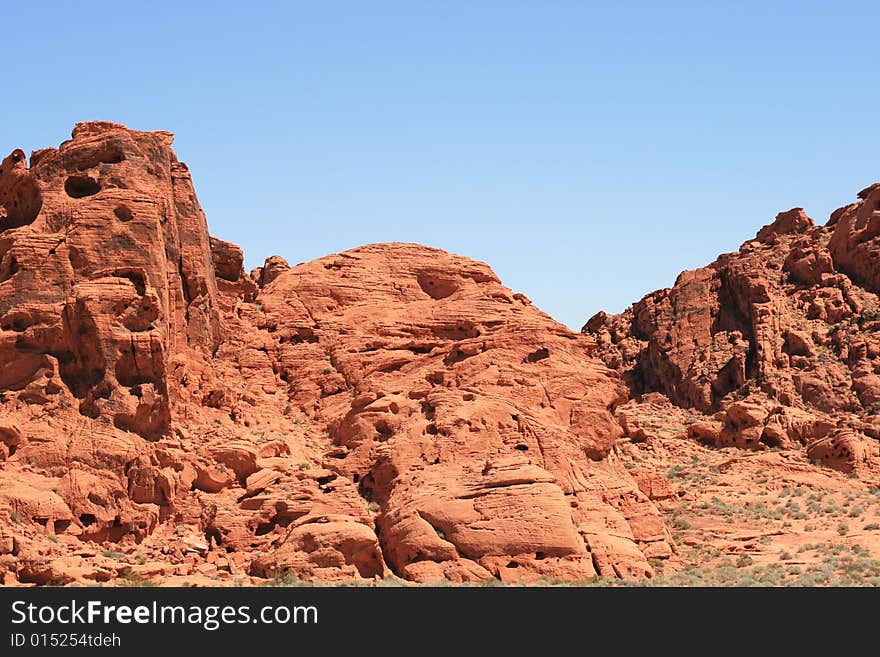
3 2 879 329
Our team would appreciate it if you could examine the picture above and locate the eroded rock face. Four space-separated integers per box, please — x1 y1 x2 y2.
213 243 674 582
0 123 228 573
584 192 880 477
0 123 673 585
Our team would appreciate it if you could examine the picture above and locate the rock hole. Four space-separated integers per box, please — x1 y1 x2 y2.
353 473 360 483
97 151 124 165
525 348 550 363
78 399 101 419
506 560 519 568
443 349 470 366
2 314 29 332
64 176 100 199
254 522 275 536
0 164 43 229
426 424 438 435
205 526 223 546
375 419 394 439
417 273 458 300
515 443 529 451
79 513 96 527
760 430 782 448
0 254 20 283
114 205 134 222
535 551 546 560
75 147 125 170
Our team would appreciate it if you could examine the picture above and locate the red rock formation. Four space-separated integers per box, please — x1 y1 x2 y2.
0 123 674 585
235 244 676 581
584 193 880 477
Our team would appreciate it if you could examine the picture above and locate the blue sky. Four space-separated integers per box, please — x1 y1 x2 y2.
3 1 879 329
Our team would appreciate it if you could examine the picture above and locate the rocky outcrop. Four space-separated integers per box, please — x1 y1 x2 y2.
0 123 674 586
0 122 228 572
584 190 880 477
213 243 674 582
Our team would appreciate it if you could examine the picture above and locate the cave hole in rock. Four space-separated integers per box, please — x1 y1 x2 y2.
375 419 394 439
417 273 459 300
113 205 134 222
102 151 125 164
64 176 100 199
759 431 783 448
79 513 96 527
75 147 125 170
525 347 550 363
78 399 101 419
254 522 275 536
432 322 481 341
514 443 529 451
0 254 20 283
205 526 223 546
443 349 471 366
2 313 30 332
0 170 43 230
